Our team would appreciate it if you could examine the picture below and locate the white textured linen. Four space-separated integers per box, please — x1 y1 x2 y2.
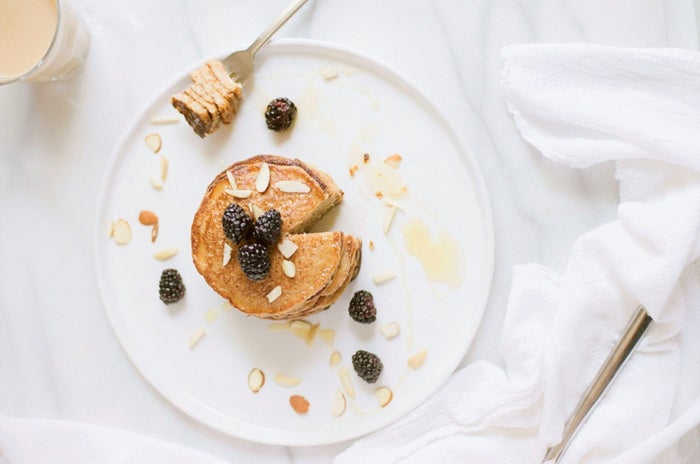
334 44 700 463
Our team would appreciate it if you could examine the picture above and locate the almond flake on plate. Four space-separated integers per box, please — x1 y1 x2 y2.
282 259 296 278
222 243 233 266
268 321 291 332
375 386 393 407
379 322 401 340
266 285 282 303
248 368 265 393
149 116 180 125
331 390 346 417
159 156 169 181
329 351 342 367
144 133 162 153
407 349 428 369
188 327 206 349
113 219 132 245
372 270 396 285
150 175 164 190
383 206 397 235
274 180 311 193
224 188 252 199
154 247 178 260
338 367 356 398
255 162 270 193
277 238 299 259
274 373 302 387
320 65 340 80
289 395 310 414
138 210 158 226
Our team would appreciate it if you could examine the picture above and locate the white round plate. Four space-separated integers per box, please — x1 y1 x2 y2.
94 39 494 446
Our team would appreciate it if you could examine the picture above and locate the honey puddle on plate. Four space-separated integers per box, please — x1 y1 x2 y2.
402 218 463 289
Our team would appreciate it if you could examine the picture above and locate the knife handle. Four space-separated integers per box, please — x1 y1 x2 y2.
542 305 653 463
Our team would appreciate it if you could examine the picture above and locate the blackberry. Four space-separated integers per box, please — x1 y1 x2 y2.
264 97 297 131
159 268 186 304
237 243 271 281
253 209 282 245
352 350 383 383
222 203 253 244
348 290 376 323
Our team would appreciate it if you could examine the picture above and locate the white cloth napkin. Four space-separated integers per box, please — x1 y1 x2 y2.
0 416 228 464
335 44 700 463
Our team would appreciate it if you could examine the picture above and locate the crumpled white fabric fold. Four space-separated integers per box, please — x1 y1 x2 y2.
334 44 700 464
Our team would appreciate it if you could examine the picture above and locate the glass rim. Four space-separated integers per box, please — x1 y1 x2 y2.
0 0 63 85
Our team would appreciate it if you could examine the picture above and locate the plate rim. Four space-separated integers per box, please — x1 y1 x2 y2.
93 37 495 446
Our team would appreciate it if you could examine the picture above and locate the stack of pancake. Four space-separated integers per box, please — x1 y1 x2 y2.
191 155 362 319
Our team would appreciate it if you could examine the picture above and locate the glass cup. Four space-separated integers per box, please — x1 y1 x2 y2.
0 0 90 85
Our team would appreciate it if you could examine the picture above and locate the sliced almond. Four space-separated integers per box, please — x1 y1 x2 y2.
149 116 180 125
251 204 265 221
274 373 302 387
150 175 164 190
320 65 340 80
138 210 158 226
154 247 178 260
248 368 265 393
151 223 159 243
375 386 393 407
159 156 169 181
383 206 397 235
368 240 375 251
266 285 282 303
268 321 291 332
383 198 405 210
349 165 358 177
289 395 310 414
407 349 428 369
277 238 299 259
338 367 356 398
222 243 233 266
113 219 131 245
224 188 252 199
317 328 335 347
330 351 342 367
282 259 296 278
226 170 238 190
144 133 162 153
379 322 401 340
331 390 346 417
384 153 403 169
372 271 396 285
255 162 270 193
188 328 206 349
274 180 311 194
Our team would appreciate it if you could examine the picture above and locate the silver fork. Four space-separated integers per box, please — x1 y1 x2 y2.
222 0 309 83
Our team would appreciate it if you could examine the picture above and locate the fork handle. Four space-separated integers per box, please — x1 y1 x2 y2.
542 305 653 463
247 0 309 57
